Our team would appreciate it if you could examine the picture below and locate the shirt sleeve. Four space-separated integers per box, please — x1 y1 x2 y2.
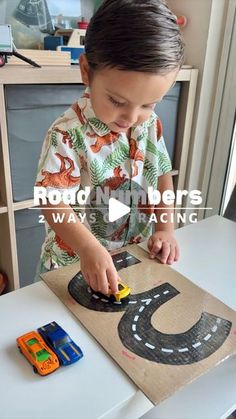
154 116 172 176
155 138 172 175
35 123 81 197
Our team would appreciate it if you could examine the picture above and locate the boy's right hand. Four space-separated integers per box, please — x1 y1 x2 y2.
79 242 119 295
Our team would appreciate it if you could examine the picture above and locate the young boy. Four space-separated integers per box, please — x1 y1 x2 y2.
35 0 184 295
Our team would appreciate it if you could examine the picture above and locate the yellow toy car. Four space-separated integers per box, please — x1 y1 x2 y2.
91 279 131 303
112 280 131 302
16 331 59 376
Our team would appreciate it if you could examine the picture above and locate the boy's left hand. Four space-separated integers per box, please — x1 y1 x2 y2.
147 231 179 265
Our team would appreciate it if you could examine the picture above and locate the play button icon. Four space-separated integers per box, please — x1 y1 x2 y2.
108 198 130 222
84 177 153 243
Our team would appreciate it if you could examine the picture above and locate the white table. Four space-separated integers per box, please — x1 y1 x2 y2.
0 215 235 419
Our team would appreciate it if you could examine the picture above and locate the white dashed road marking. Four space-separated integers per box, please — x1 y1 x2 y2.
134 334 142 341
141 298 152 305
192 342 201 348
204 333 211 341
90 282 222 359
145 343 155 350
161 348 174 353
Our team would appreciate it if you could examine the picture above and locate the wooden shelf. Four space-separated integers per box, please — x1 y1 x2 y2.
13 200 36 212
0 65 83 85
0 205 7 214
171 169 179 177
0 65 192 85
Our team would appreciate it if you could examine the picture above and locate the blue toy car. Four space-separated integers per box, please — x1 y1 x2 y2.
37 321 83 366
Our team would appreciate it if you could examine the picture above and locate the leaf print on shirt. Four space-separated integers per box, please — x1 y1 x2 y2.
91 158 106 186
90 209 108 240
51 130 58 148
68 127 87 153
157 150 172 174
146 139 158 155
60 251 80 266
103 142 130 172
138 221 152 239
143 158 158 189
137 130 148 146
88 117 110 136
146 140 172 174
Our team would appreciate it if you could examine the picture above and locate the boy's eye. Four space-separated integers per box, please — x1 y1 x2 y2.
142 103 156 110
109 96 125 107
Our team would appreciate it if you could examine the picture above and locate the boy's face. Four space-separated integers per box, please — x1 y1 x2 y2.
80 55 178 133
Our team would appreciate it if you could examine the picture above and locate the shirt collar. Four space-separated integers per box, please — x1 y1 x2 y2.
77 87 157 137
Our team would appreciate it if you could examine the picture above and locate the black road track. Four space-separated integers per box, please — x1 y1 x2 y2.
68 251 232 365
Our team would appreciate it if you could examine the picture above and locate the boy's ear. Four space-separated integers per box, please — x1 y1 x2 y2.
79 54 90 86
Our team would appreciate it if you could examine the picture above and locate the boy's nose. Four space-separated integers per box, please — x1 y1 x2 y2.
121 109 139 126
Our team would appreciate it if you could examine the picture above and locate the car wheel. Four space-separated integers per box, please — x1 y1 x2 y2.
17 346 22 353
33 366 38 374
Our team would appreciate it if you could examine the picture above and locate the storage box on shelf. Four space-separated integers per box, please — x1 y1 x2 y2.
0 66 198 291
155 82 181 163
6 84 85 202
15 209 45 287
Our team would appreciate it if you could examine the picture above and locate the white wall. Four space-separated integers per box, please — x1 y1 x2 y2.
223 122 236 213
0 0 6 23
168 0 229 215
168 0 212 71
81 0 95 21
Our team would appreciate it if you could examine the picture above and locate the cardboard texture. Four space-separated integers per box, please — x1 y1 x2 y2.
42 244 236 404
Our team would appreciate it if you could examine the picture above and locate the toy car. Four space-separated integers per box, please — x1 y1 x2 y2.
16 331 59 375
38 321 83 366
91 279 131 303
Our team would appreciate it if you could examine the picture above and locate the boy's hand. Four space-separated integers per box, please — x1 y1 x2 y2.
79 242 119 295
147 231 179 265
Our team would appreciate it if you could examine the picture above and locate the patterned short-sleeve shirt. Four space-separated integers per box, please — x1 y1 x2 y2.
35 88 172 269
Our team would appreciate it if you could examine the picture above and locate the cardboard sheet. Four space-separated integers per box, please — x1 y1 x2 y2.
42 244 236 404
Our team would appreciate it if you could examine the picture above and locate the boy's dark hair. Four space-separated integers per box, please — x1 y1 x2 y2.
85 0 185 75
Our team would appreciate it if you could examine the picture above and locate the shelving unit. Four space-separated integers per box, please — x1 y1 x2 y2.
0 206 7 214
0 65 198 292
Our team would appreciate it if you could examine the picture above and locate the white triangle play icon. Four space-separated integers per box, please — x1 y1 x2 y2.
108 198 130 222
